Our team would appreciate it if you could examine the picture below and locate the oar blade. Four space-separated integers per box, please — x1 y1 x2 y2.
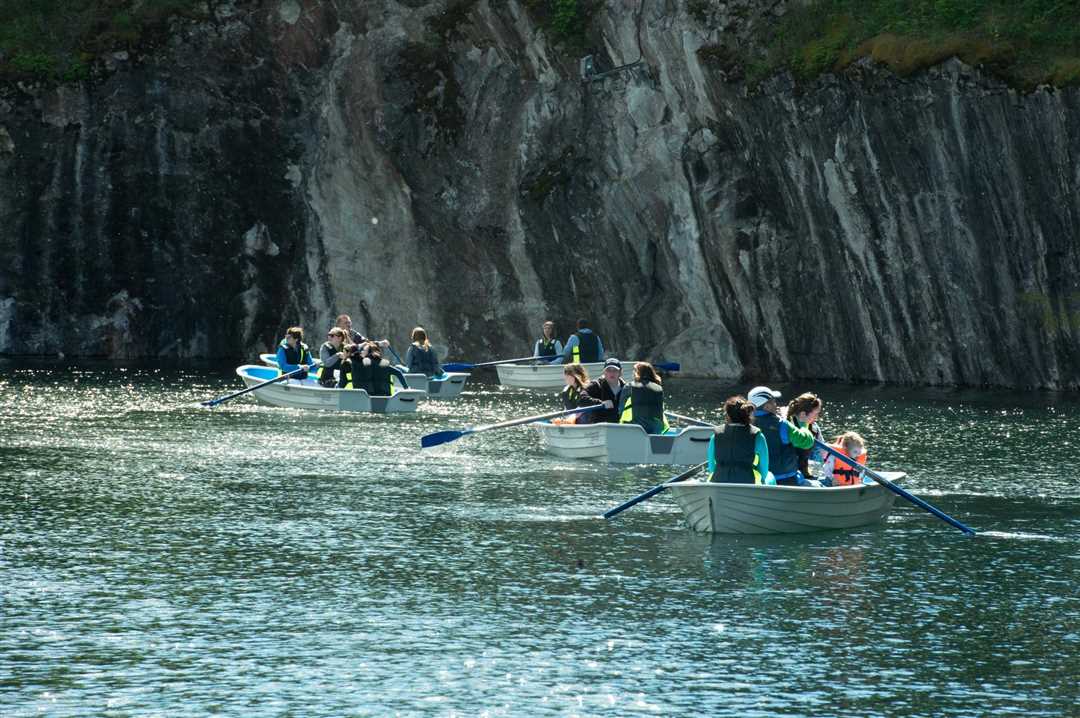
654 361 680 372
442 362 473 372
420 429 467 448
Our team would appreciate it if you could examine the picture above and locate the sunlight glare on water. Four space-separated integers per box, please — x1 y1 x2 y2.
1 363 1078 716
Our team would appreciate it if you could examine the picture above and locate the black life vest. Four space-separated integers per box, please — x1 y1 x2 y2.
279 338 310 367
340 358 372 393
710 424 761 484
617 382 667 434
570 331 601 363
408 345 439 376
318 342 338 386
538 337 557 358
369 360 397 396
756 412 799 482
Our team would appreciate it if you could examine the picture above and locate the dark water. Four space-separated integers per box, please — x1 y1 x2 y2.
2 365 1078 716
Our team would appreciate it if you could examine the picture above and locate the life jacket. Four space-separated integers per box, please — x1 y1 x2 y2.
570 331 601 364
709 423 762 484
278 338 310 370
408 344 439 376
537 337 558 359
318 341 338 386
369 360 397 396
617 381 667 434
756 412 800 482
831 444 868 486
340 357 373 393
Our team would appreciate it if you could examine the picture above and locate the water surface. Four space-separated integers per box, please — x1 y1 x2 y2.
2 364 1078 716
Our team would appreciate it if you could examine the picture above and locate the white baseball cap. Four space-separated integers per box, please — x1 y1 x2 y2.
748 386 782 407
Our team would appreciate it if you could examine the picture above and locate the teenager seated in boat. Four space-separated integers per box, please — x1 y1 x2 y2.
533 320 563 363
276 327 315 378
821 432 868 487
317 327 349 387
335 314 390 351
405 327 442 377
748 385 817 486
786 392 825 481
339 342 409 395
708 395 774 485
617 362 668 435
583 358 625 423
552 365 612 424
554 318 604 365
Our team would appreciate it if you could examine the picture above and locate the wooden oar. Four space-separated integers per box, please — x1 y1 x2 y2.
442 355 558 372
421 405 604 448
603 462 708 520
814 440 975 535
201 366 307 408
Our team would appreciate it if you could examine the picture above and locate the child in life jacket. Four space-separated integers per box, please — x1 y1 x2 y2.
821 432 868 487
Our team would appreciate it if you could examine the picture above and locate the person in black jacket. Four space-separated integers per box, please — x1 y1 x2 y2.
555 365 609 423
583 358 625 423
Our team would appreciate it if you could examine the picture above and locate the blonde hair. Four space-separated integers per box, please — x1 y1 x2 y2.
411 327 430 348
563 364 589 388
834 431 867 455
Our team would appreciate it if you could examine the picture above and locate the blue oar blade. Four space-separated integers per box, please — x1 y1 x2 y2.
421 429 468 448
442 362 473 372
654 361 680 372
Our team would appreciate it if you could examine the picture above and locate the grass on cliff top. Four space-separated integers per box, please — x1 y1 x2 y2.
757 0 1080 88
0 0 206 82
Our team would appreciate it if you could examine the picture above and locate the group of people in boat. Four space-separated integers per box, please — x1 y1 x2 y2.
707 386 867 488
274 315 445 396
534 319 868 490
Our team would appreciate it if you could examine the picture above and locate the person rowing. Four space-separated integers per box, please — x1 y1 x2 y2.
748 385 817 486
317 327 349 387
786 392 824 481
708 395 774 485
275 326 315 378
533 320 563 364
555 318 604 365
554 365 608 423
616 362 668 435
582 358 625 423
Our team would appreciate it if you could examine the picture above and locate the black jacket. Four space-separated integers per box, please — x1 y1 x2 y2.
583 377 624 423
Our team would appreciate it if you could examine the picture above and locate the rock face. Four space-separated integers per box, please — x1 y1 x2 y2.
1 0 1078 388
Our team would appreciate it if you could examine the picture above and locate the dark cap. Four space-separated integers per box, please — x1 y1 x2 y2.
603 357 622 369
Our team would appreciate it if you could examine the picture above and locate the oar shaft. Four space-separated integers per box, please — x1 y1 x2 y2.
473 404 602 433
603 462 707 520
665 411 714 427
203 367 306 407
815 440 975 535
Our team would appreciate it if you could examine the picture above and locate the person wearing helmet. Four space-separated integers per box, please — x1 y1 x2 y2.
747 385 816 486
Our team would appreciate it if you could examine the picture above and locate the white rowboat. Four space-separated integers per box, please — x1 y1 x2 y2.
236 365 425 413
533 421 714 464
495 361 609 390
257 353 469 399
665 472 906 534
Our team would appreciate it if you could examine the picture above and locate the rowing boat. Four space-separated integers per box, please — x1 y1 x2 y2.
258 353 469 399
533 421 714 464
236 365 425 413
665 472 905 534
495 361 609 390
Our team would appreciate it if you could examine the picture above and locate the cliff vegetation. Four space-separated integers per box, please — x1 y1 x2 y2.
754 0 1080 88
0 0 207 81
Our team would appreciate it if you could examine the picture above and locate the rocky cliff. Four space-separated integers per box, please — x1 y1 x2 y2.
1 0 1078 388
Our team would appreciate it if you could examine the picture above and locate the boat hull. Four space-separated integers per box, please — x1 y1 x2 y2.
495 362 609 390
236 365 424 413
258 354 468 399
666 472 905 534
533 422 714 464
